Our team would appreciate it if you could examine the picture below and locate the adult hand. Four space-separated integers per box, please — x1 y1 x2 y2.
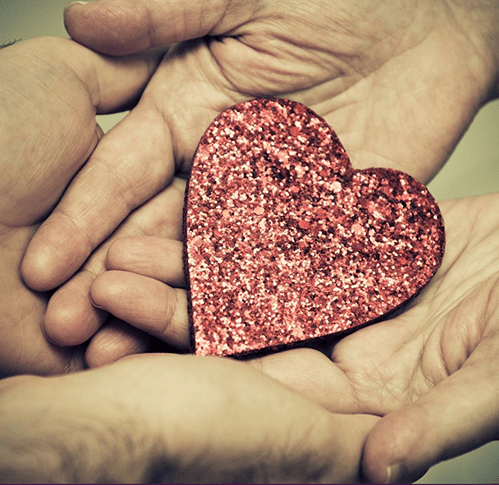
90 193 499 482
0 36 162 376
41 176 188 369
260 193 499 483
0 353 378 483
22 0 499 292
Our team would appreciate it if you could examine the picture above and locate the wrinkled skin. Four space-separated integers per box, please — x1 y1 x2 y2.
21 0 499 371
92 190 499 482
0 354 379 483
9 0 499 481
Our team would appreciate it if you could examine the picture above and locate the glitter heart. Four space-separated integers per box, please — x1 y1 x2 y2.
184 98 445 357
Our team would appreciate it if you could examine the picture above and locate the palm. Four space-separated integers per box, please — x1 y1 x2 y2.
145 0 488 182
23 0 494 351
86 189 499 422
275 194 499 416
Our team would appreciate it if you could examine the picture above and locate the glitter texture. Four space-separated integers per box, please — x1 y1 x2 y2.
184 98 445 357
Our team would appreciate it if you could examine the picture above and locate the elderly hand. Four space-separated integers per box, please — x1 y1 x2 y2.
0 353 378 483
22 0 498 300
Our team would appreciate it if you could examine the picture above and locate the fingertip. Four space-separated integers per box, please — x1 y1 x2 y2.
22 214 91 291
64 0 153 56
89 271 135 318
90 270 190 350
88 271 115 308
362 411 429 484
21 223 71 291
105 237 146 272
21 244 57 292
85 320 150 368
43 300 85 347
43 278 107 347
105 237 129 270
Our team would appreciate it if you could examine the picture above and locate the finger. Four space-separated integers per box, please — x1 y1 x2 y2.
43 270 107 347
64 0 258 55
22 104 176 291
57 37 165 113
41 178 186 346
90 270 190 350
107 236 186 287
362 361 499 483
43 269 154 362
85 319 183 369
84 318 151 368
248 347 359 414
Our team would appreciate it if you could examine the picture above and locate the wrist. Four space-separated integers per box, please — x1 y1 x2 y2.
0 374 160 483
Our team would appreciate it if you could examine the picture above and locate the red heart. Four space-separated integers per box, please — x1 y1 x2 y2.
184 98 445 357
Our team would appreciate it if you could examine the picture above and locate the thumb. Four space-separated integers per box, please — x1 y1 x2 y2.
64 0 258 55
362 363 499 483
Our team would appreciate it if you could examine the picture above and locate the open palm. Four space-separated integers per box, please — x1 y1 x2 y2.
89 192 499 481
331 194 499 414
65 0 495 179
23 0 496 294
343 194 499 481
252 193 499 481
15 3 499 476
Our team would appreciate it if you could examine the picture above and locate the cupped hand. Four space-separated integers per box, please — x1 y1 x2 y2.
0 36 162 376
22 0 498 292
42 177 188 369
90 192 499 482
260 193 499 482
0 353 379 483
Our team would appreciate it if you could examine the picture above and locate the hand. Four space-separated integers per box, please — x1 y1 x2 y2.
0 36 162 376
0 353 378 483
263 193 499 483
90 193 499 482
42 176 188 369
22 0 499 293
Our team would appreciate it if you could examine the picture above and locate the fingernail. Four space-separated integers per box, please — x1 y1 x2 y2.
385 464 401 484
65 1 90 10
88 296 104 310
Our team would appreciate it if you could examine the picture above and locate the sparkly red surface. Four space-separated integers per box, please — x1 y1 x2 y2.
184 98 445 357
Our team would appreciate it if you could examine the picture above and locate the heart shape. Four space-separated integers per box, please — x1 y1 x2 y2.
184 98 445 357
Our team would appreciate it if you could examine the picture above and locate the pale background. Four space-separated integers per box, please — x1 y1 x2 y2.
1 0 498 482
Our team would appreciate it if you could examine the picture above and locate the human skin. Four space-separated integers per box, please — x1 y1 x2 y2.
20 0 499 371
0 36 380 484
13 0 499 481
0 353 378 483
91 191 499 483
0 36 164 376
